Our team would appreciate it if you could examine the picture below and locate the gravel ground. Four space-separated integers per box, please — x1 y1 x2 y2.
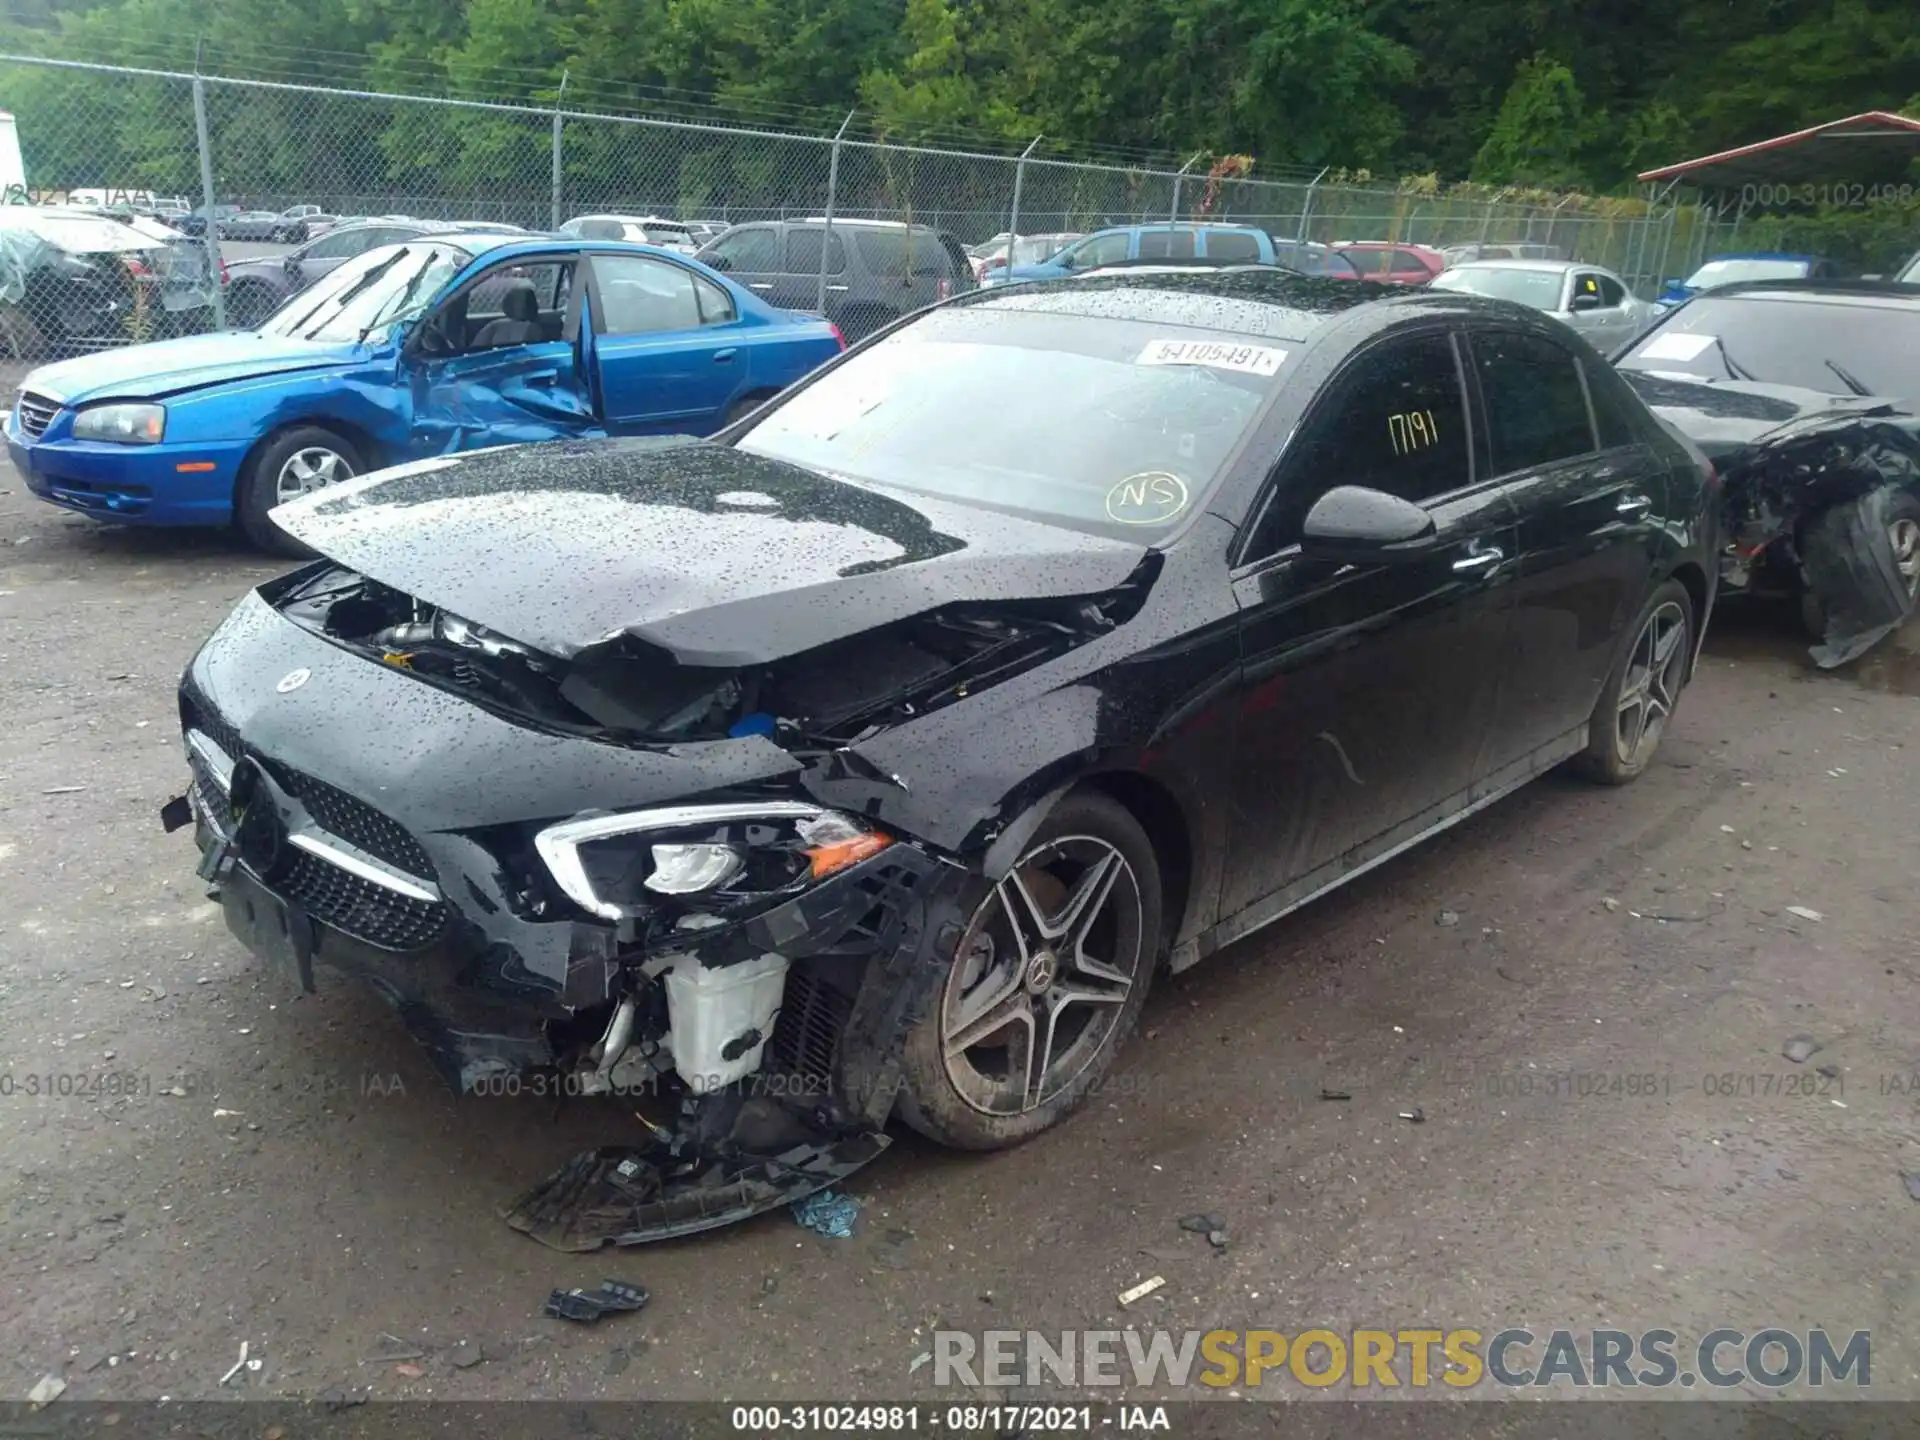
2 462 1918 1408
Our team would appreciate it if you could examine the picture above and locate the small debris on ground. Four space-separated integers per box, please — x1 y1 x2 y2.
1436 911 1460 927
1785 906 1825 923
1782 1035 1819 1064
1205 1229 1229 1250
1602 897 1620 912
393 1363 424 1379
909 1352 933 1375
543 1280 650 1324
1319 1088 1352 1101
1817 1064 1841 1079
1118 1275 1166 1306
1178 1212 1226 1234
1902 1172 1920 1202
42 785 86 795
27 1374 65 1407
792 1188 860 1239
1400 1108 1426 1123
604 1346 631 1377
450 1342 484 1370
219 1340 251 1386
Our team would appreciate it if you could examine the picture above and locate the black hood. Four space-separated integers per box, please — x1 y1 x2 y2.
1620 370 1912 461
273 438 1152 666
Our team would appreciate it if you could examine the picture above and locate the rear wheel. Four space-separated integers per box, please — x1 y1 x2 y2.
897 790 1161 1150
236 425 364 556
1574 579 1694 785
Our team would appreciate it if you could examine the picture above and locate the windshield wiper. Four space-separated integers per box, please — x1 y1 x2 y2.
293 249 407 339
1822 358 1874 396
1712 334 1758 382
359 256 434 343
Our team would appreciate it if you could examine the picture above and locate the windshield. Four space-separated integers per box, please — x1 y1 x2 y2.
1007 235 1076 265
1431 266 1564 309
1684 257 1809 289
1617 293 1920 403
260 241 469 341
735 307 1289 539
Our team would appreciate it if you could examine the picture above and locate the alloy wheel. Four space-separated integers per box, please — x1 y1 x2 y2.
1614 599 1688 767
1889 516 1920 601
940 835 1145 1117
274 446 353 504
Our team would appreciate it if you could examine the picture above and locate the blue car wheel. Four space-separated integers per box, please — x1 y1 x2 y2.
237 424 364 556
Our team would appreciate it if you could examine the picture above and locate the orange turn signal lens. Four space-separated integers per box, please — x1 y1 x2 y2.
804 830 892 879
174 461 216 472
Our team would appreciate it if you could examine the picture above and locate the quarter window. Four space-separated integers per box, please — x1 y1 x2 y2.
1242 333 1470 561
1470 330 1597 473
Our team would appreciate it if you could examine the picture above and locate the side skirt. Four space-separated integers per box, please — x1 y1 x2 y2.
1171 724 1588 973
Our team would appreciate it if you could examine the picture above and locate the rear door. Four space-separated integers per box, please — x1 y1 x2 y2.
1466 326 1664 771
1221 328 1517 920
767 227 848 314
1137 228 1198 261
585 250 746 433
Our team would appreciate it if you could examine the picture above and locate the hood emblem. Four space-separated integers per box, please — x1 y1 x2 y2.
276 667 311 694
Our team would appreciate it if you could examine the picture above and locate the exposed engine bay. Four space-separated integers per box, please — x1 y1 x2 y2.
270 560 1148 750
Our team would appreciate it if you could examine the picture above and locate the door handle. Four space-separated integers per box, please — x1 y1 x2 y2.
1616 492 1653 520
827 284 849 293
1452 544 1504 578
747 283 773 291
712 348 736 364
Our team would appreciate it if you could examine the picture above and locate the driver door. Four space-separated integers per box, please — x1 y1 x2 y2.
406 256 600 457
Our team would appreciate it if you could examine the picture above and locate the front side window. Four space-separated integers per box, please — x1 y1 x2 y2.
1597 274 1627 307
1470 329 1596 474
736 307 1291 540
1062 232 1131 270
702 227 778 273
593 255 703 334
1243 332 1468 561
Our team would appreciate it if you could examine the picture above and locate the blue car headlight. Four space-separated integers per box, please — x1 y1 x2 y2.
72 403 165 444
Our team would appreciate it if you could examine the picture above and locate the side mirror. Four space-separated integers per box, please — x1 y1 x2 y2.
1569 292 1602 312
1300 485 1437 563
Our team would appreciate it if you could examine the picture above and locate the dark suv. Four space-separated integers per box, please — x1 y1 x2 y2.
696 219 975 341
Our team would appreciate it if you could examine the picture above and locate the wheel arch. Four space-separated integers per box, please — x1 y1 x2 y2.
233 415 386 508
1666 558 1710 678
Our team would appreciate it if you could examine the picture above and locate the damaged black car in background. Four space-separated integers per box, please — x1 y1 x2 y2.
166 270 1718 1246
1614 279 1920 666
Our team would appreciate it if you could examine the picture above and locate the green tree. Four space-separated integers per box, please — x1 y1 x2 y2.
1471 53 1587 187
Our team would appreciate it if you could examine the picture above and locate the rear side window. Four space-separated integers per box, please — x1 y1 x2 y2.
593 254 703 334
1206 230 1262 261
1139 230 1197 259
784 229 848 275
1392 248 1433 274
1244 332 1470 560
1597 274 1626 306
1470 330 1597 473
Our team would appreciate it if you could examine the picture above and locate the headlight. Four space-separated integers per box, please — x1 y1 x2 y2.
533 802 892 920
72 403 165 444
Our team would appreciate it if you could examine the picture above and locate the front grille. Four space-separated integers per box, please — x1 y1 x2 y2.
15 392 59 440
188 750 235 835
767 967 854 1082
278 765 436 882
277 849 448 952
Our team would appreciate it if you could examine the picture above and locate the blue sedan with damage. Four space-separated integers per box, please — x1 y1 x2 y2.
7 232 844 551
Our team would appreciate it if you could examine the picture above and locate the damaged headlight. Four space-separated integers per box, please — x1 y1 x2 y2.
533 802 892 920
72 402 164 444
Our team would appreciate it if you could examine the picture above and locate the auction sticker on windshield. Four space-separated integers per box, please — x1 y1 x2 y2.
1137 339 1286 376
1637 332 1717 362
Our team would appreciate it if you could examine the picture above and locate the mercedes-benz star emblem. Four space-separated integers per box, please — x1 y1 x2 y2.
276 668 311 694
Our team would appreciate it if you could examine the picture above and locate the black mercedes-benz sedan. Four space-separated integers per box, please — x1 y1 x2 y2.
168 269 1719 1245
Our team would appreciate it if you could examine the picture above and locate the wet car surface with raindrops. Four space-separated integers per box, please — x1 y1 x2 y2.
161 271 1719 1244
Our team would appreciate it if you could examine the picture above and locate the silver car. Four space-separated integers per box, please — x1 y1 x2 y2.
1431 259 1653 352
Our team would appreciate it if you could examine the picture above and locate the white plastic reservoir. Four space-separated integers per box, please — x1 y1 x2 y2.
665 952 790 1094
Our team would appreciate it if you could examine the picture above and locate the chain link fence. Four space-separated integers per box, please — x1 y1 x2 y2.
0 51 1727 357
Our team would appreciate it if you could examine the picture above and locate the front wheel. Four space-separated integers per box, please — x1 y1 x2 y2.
896 790 1161 1150
1574 579 1695 785
236 425 364 556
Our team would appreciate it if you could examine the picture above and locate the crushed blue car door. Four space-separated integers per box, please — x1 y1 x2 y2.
584 251 745 435
408 338 600 457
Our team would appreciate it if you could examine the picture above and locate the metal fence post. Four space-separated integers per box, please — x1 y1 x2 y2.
817 109 855 315
550 69 568 230
1294 166 1326 245
1008 133 1042 245
1170 153 1201 223
190 74 226 331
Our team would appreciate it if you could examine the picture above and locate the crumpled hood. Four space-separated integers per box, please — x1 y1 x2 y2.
1620 370 1911 461
273 436 1153 666
23 330 363 405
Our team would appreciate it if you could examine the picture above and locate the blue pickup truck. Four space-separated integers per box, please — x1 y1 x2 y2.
986 224 1281 284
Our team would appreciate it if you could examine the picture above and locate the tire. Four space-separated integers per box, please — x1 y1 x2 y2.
236 425 364 556
1573 579 1695 785
226 281 280 330
896 789 1162 1150
1884 492 1920 613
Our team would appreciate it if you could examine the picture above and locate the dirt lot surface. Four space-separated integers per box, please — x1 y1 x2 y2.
3 467 1919 1408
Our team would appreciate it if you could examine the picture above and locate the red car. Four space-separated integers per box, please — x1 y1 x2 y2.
1333 242 1445 285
